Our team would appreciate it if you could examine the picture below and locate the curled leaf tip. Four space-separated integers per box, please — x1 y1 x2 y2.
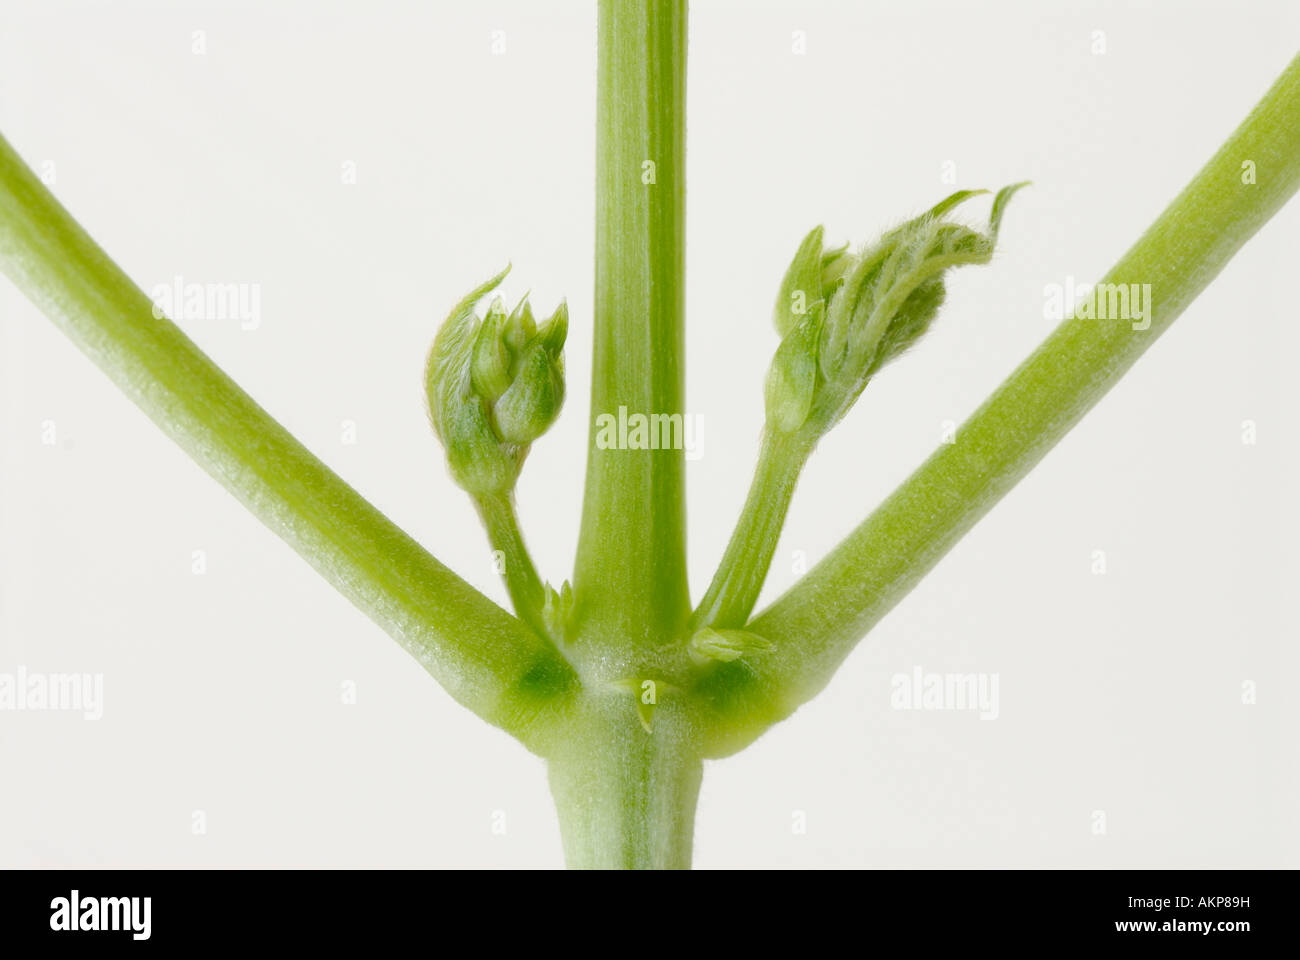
989 181 1031 238
762 184 1025 439
918 188 990 223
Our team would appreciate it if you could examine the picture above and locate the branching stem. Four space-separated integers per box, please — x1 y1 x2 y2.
0 131 577 753
3 5 1297 869
693 51 1300 757
691 430 812 630
474 490 547 636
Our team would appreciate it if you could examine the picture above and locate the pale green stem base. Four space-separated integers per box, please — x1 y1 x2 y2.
546 697 702 869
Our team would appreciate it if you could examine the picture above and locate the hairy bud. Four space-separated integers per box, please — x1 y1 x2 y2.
763 183 1027 438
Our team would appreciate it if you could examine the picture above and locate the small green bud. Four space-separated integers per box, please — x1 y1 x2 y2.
493 342 565 444
541 580 574 643
426 267 569 496
471 308 513 401
773 225 826 338
688 627 774 664
764 301 823 434
443 393 520 494
536 300 569 359
503 297 536 355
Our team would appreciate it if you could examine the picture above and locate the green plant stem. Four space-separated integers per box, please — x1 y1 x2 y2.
692 430 812 630
551 0 697 868
0 130 577 753
694 51 1300 757
547 695 702 869
473 490 547 636
574 0 689 648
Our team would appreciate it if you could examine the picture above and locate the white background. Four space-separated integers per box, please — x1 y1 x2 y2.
2 0 1297 867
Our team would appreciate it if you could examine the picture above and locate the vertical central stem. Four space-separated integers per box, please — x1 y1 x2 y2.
575 0 689 646
547 698 702 869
